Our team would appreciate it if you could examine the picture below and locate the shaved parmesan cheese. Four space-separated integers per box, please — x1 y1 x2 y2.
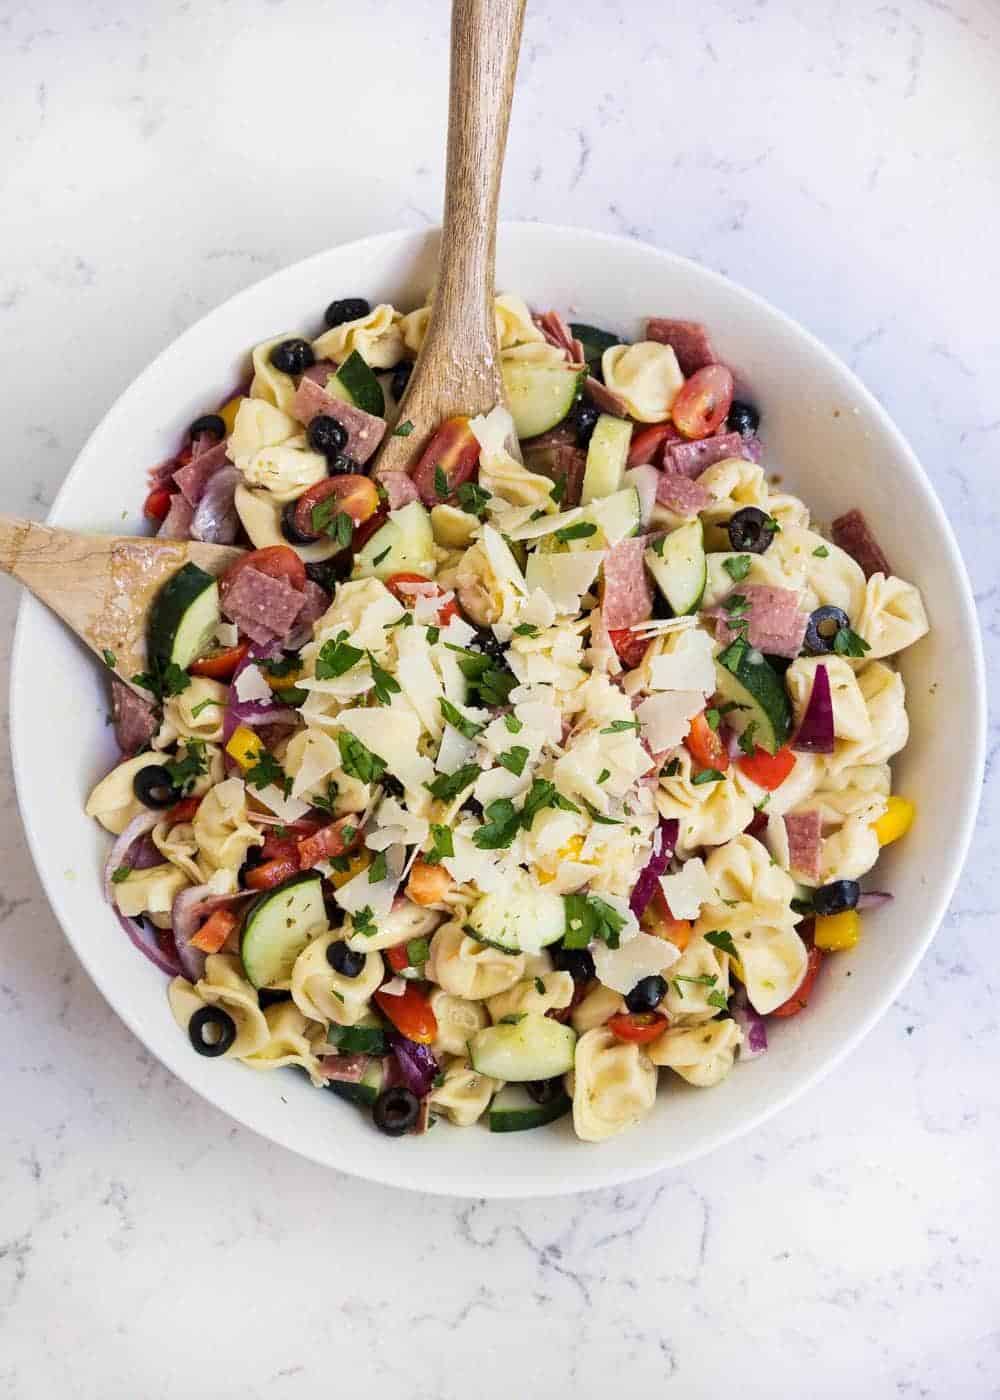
635 690 705 752
517 588 557 631
474 765 530 805
365 797 429 852
469 404 516 460
647 628 716 694
440 614 476 649
233 664 274 705
592 930 680 994
435 725 479 775
443 832 517 893
627 615 698 635
378 976 407 997
481 525 528 598
214 622 239 648
659 857 716 921
251 784 311 823
394 627 445 739
288 728 342 800
514 696 562 745
506 506 585 542
336 707 435 791
334 845 404 920
525 550 605 613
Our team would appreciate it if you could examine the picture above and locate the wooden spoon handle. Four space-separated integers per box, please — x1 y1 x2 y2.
374 0 526 475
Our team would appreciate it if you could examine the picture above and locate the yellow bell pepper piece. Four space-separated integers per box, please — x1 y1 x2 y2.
872 795 915 847
264 665 303 690
537 834 586 886
328 850 370 889
814 910 861 952
219 395 245 436
226 725 265 771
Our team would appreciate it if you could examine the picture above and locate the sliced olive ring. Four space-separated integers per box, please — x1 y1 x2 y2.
281 499 319 545
525 1079 565 1106
804 605 851 655
188 1006 237 1057
133 764 179 810
812 879 860 917
188 413 226 441
726 506 776 554
326 941 366 978
373 1085 420 1137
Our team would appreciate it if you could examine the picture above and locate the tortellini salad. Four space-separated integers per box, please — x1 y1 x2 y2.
89 296 926 1143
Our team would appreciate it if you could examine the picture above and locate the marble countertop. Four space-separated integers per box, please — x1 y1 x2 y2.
2 1 998 1395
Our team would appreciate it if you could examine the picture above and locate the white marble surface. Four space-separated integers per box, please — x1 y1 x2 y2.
2 0 999 1394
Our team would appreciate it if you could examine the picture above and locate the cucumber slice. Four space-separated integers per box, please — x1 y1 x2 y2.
352 501 435 580
645 520 707 615
326 1017 388 1057
569 322 619 372
714 637 792 755
470 1014 577 1082
240 871 327 989
326 350 385 417
581 414 632 504
147 562 220 671
465 883 566 955
582 486 641 548
502 362 583 439
488 1085 572 1133
326 1059 385 1107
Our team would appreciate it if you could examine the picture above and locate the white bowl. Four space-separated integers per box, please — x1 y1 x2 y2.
11 224 985 1197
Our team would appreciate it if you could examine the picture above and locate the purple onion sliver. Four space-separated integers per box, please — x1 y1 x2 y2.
792 662 835 754
629 816 679 919
388 1034 438 1098
857 891 894 911
115 910 183 977
731 988 768 1059
102 809 161 904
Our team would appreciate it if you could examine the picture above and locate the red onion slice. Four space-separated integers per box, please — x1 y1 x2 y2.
629 817 680 918
387 1034 438 1098
320 1053 371 1084
102 810 161 904
857 890 893 911
731 987 768 1059
114 910 184 977
793 662 835 754
172 884 254 982
190 464 240 544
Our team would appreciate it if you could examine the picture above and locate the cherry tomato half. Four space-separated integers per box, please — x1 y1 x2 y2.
385 572 459 625
671 365 735 441
384 944 410 973
640 887 693 951
608 627 649 670
607 1012 669 1045
411 416 480 506
220 546 306 598
243 855 300 891
685 711 730 774
737 745 797 791
374 982 438 1044
626 422 682 467
291 475 380 542
189 642 252 681
144 486 173 523
771 945 823 1018
165 795 202 825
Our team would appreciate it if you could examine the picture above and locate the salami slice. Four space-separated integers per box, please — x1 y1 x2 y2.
173 441 230 506
601 536 654 630
655 472 712 516
784 810 823 882
832 508 891 579
585 376 629 418
110 676 159 756
156 493 194 540
292 376 387 465
534 310 586 367
378 471 420 510
664 432 751 479
285 579 331 650
645 318 719 377
709 584 809 659
221 565 305 645
524 441 587 508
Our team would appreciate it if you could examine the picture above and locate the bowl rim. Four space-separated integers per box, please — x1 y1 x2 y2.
10 221 987 1197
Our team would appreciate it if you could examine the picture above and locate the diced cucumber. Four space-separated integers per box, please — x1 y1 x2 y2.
714 637 792 755
502 362 583 439
240 872 327 989
488 1084 572 1133
582 486 641 548
581 414 632 504
465 884 566 955
326 1015 388 1057
147 563 221 671
645 519 707 615
470 1013 577 1082
325 1059 385 1107
569 322 619 372
352 501 435 580
326 350 385 417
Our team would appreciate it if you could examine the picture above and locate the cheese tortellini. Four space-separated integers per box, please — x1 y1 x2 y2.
726 922 809 1016
829 662 909 773
291 931 383 1027
569 1027 658 1142
770 527 867 619
249 333 299 413
168 954 269 1058
656 750 756 859
601 341 684 422
241 1001 326 1086
113 863 189 919
660 935 731 1026
785 656 871 742
86 752 173 836
857 573 929 659
192 777 263 876
426 921 525 1000
312 302 404 369
428 990 490 1057
158 677 228 746
648 1019 742 1087
701 834 799 931
430 1056 499 1127
487 972 575 1023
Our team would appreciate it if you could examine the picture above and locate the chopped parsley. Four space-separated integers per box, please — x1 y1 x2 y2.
315 633 363 680
367 652 401 705
704 929 738 959
425 625 440 645
433 464 449 499
311 498 354 547
456 481 491 518
755 793 771 812
352 906 377 938
580 798 622 826
833 626 871 658
131 659 190 700
111 865 132 884
497 1013 527 1026
425 824 455 864
472 798 522 850
691 767 725 785
406 936 430 966
650 535 666 558
164 740 208 795
503 714 523 734
190 697 223 719
562 893 627 950
738 721 758 757
675 973 718 987
446 645 515 707
393 419 414 437
513 623 539 637
244 749 290 796
550 475 567 505
497 745 529 777
336 732 386 785
439 698 484 739
367 851 387 884
101 649 116 670
554 520 597 544
372 546 392 568
705 708 721 731
724 593 750 619
597 768 610 784
425 765 481 802
310 779 340 813
812 545 829 558
600 719 640 735
534 976 546 995
707 989 730 1010
723 554 752 582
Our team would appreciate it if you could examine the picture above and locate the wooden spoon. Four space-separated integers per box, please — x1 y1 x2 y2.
372 0 527 481
0 514 241 689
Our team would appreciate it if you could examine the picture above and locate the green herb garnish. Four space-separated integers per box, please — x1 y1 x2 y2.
691 768 725 785
497 746 529 777
367 652 401 705
456 481 491 518
440 698 484 739
336 732 387 785
425 765 481 802
833 626 871 658
554 520 598 544
723 555 752 582
393 420 414 437
315 633 364 680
